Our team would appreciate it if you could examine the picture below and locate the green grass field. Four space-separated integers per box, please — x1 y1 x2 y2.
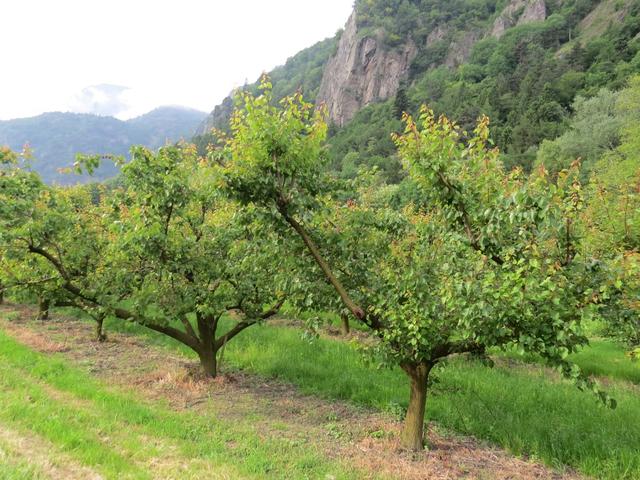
0 458 41 480
2 306 640 479
101 314 640 480
0 328 367 480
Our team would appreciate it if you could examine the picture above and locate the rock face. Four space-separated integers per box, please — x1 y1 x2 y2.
492 0 547 38
445 29 484 68
316 13 417 127
196 96 233 135
200 0 552 132
316 0 547 126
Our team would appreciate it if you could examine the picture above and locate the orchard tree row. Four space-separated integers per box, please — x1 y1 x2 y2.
1 76 637 451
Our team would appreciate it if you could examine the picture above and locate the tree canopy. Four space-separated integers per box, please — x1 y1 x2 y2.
0 143 291 376
222 79 616 451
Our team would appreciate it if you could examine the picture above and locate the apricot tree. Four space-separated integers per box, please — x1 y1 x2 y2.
223 80 613 450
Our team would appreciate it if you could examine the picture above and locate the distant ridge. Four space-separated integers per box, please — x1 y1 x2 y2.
0 106 207 184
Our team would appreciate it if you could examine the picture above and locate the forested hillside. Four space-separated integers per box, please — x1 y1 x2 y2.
199 0 640 180
0 107 206 184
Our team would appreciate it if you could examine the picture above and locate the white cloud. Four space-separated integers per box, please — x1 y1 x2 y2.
68 84 131 117
0 0 354 120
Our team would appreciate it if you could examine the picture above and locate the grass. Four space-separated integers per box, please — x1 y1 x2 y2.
498 338 640 385
0 328 367 480
99 314 640 480
0 455 42 480
570 340 640 384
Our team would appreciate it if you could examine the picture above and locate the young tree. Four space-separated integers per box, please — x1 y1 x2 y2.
223 79 613 451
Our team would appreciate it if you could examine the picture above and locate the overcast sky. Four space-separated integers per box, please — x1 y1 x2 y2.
0 0 354 120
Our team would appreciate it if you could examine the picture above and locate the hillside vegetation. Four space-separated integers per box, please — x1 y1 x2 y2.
1 1 639 478
332 0 640 176
200 0 640 179
196 37 337 137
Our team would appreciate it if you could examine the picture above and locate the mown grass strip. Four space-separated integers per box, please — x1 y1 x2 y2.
0 450 43 480
102 316 640 480
570 339 640 385
499 339 640 386
0 464 40 480
0 364 152 479
0 329 366 480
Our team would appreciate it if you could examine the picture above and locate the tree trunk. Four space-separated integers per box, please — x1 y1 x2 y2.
37 298 50 321
0 284 4 305
198 347 217 378
340 313 350 335
95 315 107 342
400 361 433 451
196 316 218 377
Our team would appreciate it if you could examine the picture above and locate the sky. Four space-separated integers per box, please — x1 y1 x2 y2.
0 0 354 121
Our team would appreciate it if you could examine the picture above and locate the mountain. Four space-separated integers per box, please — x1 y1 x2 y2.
0 107 206 184
126 107 208 147
199 0 640 179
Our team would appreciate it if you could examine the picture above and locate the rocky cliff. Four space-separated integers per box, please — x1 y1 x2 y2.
315 0 547 126
491 0 547 38
200 0 553 131
316 13 417 127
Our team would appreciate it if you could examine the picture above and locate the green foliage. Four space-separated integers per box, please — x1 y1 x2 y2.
200 37 338 134
355 0 499 48
196 1 640 181
327 100 404 182
328 0 640 178
391 109 605 386
224 77 328 215
269 37 339 103
535 88 623 177
580 76 640 347
223 81 618 450
0 141 292 375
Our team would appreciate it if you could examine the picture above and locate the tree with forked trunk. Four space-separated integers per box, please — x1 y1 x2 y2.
1 144 290 377
222 78 616 451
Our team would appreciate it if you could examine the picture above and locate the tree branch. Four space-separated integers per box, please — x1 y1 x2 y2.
26 244 203 353
435 170 504 265
259 297 286 319
113 307 201 352
277 204 370 323
180 315 198 340
214 320 257 350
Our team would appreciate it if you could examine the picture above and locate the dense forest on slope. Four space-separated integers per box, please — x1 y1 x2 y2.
199 0 640 181
331 0 640 177
0 107 206 184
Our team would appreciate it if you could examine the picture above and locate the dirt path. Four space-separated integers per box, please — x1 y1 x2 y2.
0 304 582 480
